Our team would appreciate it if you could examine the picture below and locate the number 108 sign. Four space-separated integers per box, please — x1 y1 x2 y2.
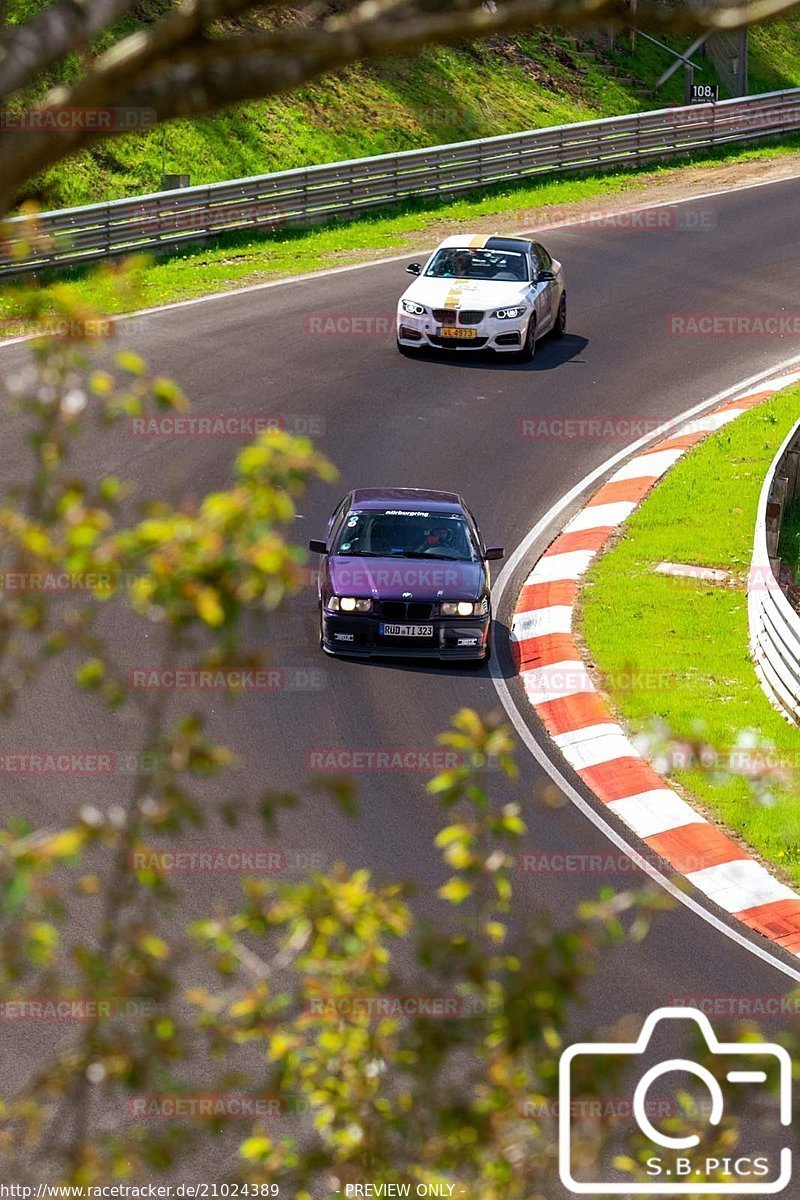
691 83 720 103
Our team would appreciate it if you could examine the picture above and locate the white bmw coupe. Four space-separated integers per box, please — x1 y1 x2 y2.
396 234 566 361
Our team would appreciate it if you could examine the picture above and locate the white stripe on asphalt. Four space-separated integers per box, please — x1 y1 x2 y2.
556 731 640 771
609 448 685 482
524 549 596 584
685 859 798 914
510 605 572 640
607 790 707 839
552 722 624 750
563 501 637 532
519 659 595 703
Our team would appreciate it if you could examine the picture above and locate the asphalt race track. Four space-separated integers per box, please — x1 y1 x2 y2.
2 172 800 1181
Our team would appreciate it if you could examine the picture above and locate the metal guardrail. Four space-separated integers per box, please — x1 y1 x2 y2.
749 418 800 724
2 87 800 278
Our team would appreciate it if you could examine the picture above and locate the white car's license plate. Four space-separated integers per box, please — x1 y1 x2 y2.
380 624 434 637
438 326 476 339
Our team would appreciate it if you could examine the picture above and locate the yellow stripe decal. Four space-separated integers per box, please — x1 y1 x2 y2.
443 283 466 308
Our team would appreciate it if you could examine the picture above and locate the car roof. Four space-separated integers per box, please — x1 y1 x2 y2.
350 487 465 513
436 234 534 253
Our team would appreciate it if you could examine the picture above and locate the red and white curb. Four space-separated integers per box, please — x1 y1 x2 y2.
511 368 800 957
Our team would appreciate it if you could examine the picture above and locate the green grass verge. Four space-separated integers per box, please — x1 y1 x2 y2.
13 14 800 212
579 384 800 887
4 133 800 322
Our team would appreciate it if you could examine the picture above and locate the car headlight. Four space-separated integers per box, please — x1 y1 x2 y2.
332 596 372 612
402 300 426 316
441 600 476 617
493 307 526 320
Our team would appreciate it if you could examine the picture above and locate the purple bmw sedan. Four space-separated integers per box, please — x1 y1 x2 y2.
308 488 504 663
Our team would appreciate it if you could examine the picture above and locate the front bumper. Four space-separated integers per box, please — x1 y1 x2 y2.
322 610 490 660
396 311 527 353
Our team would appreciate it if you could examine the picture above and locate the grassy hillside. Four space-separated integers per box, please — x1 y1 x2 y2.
12 14 800 212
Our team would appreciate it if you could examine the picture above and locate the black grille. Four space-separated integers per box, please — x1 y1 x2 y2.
380 601 406 622
380 601 434 622
432 309 484 325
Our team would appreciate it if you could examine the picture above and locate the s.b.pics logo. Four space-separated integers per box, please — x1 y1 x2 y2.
559 1007 792 1194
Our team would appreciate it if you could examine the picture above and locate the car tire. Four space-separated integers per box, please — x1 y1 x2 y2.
318 607 325 651
552 293 567 340
517 315 536 363
397 339 419 357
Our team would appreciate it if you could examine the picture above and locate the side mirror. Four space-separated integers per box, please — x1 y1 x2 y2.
537 269 556 282
406 262 422 276
308 539 328 554
485 547 505 561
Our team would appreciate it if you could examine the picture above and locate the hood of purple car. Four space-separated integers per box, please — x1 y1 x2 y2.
327 555 485 601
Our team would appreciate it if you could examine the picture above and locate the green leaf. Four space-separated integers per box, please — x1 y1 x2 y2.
438 877 472 904
115 350 146 376
240 1136 272 1161
75 658 105 689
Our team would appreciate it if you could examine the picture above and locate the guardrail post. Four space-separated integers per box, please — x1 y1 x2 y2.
766 475 787 557
786 449 800 503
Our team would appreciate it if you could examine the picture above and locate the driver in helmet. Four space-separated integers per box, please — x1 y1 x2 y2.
419 524 454 552
451 250 472 278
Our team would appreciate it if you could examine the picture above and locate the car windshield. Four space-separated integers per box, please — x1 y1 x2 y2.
424 248 529 282
333 510 479 561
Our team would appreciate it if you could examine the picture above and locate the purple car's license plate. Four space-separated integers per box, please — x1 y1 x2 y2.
380 624 434 637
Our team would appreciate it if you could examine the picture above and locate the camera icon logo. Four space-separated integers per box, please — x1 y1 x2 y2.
559 1007 792 1194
